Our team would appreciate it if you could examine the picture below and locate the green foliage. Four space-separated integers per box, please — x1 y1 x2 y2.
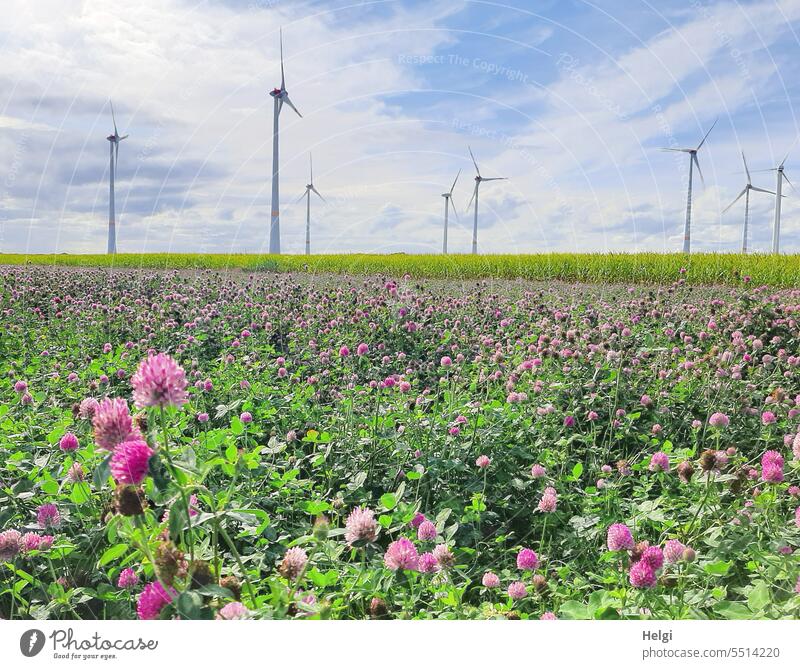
0 266 798 621
2 252 799 286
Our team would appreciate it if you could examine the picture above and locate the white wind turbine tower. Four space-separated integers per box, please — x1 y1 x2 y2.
441 169 460 254
106 102 128 255
722 152 774 253
268 28 302 255
465 146 506 254
296 153 325 255
661 118 717 253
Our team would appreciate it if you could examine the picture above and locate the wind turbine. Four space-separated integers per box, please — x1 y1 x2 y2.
296 153 325 255
750 144 795 253
268 28 302 255
722 152 774 253
106 102 128 255
661 118 717 253
465 146 506 254
441 169 460 254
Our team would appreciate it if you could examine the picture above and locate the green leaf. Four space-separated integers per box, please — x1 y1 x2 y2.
225 443 238 463
588 589 615 614
281 469 300 483
713 601 752 619
559 600 590 619
92 454 112 490
304 500 331 515
748 582 771 612
175 591 204 620
98 544 128 567
594 606 620 619
348 471 367 490
230 416 244 435
704 560 733 576
435 508 452 526
571 462 584 479
445 522 459 541
40 480 59 495
69 484 90 504
169 498 189 539
380 493 397 510
148 455 170 493
307 568 339 587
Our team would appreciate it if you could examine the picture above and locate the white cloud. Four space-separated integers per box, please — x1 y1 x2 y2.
0 0 799 255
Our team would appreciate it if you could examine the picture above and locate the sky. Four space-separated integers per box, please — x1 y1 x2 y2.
1 0 799 255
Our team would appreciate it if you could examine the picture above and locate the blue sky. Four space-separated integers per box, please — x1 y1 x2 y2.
1 0 799 254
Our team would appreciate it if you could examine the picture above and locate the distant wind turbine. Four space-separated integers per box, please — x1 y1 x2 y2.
296 153 325 256
751 144 795 254
661 118 717 253
441 169 460 254
722 152 774 254
268 28 302 255
465 146 506 254
106 102 128 255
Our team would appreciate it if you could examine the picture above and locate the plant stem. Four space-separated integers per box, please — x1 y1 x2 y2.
159 406 195 561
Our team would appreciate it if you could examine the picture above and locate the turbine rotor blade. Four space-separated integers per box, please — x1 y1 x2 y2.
311 186 325 201
110 101 118 136
466 182 477 211
280 28 285 91
468 145 480 176
693 153 705 188
742 152 751 184
309 153 313 183
481 177 506 181
660 148 693 153
722 187 747 213
283 95 302 117
782 172 795 191
696 117 718 150
449 168 461 195
296 189 308 203
780 137 798 167
450 197 459 221
749 186 775 195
